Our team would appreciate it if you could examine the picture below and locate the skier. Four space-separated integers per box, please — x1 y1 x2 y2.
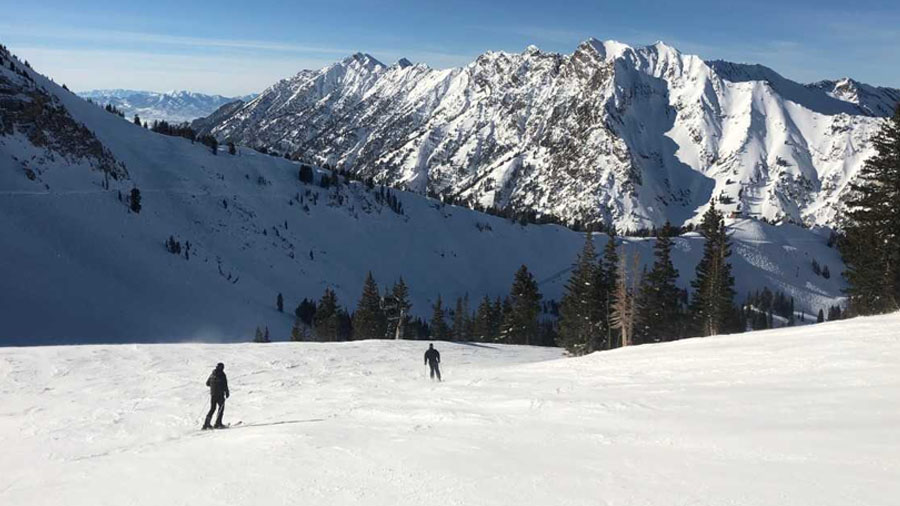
203 362 230 429
424 343 441 381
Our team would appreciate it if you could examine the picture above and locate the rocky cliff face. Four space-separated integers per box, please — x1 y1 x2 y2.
0 46 122 182
205 39 897 230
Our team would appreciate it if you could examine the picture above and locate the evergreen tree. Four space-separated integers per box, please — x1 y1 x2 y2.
558 231 601 355
841 105 900 314
253 326 264 342
264 326 270 342
227 141 236 155
636 222 682 343
129 187 142 213
817 309 825 323
294 298 316 325
452 295 471 341
430 295 450 341
352 272 387 340
689 203 737 336
276 292 284 312
502 265 542 345
133 114 141 125
314 288 341 341
289 318 306 341
472 295 495 342
599 232 620 349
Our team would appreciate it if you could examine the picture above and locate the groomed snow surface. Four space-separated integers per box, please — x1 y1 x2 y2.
2 313 898 505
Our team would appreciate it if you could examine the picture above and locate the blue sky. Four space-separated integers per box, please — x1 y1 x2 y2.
2 0 898 95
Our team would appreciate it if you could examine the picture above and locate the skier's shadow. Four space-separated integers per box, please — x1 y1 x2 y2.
231 418 327 429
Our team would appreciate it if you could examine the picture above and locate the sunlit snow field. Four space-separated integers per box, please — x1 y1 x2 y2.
2 313 899 505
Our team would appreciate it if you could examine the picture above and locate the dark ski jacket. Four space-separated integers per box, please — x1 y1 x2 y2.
206 369 229 399
424 348 440 366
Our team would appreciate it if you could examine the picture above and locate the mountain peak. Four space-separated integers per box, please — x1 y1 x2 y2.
345 52 385 70
396 58 413 68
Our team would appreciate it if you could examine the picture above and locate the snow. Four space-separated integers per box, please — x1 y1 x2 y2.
205 38 897 230
2 313 899 505
0 47 849 344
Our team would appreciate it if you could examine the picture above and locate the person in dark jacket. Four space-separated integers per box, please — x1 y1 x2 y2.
203 362 230 429
424 343 441 381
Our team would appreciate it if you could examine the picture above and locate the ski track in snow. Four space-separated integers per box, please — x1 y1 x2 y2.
1 313 899 505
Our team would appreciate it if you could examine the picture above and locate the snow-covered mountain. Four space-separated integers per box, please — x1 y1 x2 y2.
0 44 847 344
204 39 898 230
77 89 256 123
3 312 899 505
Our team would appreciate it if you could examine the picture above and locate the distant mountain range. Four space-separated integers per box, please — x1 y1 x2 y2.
77 89 257 123
195 39 899 230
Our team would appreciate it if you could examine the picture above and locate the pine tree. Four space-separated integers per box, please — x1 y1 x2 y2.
227 141 236 155
558 231 601 355
129 187 142 213
599 232 620 349
817 309 825 323
689 203 737 336
452 295 471 341
264 326 270 342
502 265 542 345
610 249 641 347
253 326 263 342
472 295 495 342
289 318 306 341
133 114 141 125
276 293 284 312
314 288 341 341
352 272 387 340
430 295 450 341
636 222 682 343
841 104 900 314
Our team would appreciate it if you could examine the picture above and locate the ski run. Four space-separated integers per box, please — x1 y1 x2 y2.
1 312 899 505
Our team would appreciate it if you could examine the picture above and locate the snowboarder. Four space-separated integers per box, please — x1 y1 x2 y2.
424 343 441 381
203 362 230 429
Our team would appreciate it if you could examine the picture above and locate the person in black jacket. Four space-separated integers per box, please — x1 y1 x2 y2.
424 343 441 381
203 362 230 429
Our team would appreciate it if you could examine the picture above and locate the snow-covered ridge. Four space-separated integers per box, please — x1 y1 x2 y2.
0 43 847 344
205 38 898 230
2 312 898 504
77 89 257 123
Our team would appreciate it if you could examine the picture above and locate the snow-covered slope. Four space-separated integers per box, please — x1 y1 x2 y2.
0 45 848 344
77 89 256 123
206 39 897 230
2 312 899 505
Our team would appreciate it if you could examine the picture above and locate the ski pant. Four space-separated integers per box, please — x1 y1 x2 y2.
428 362 441 381
205 395 225 426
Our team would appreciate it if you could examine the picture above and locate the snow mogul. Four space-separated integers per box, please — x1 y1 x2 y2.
424 343 442 381
203 362 230 429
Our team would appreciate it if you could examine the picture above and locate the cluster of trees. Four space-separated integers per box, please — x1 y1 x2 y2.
150 120 197 141
742 288 795 329
839 104 900 316
164 235 191 259
269 264 552 345
557 205 738 356
104 104 125 117
811 259 831 279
